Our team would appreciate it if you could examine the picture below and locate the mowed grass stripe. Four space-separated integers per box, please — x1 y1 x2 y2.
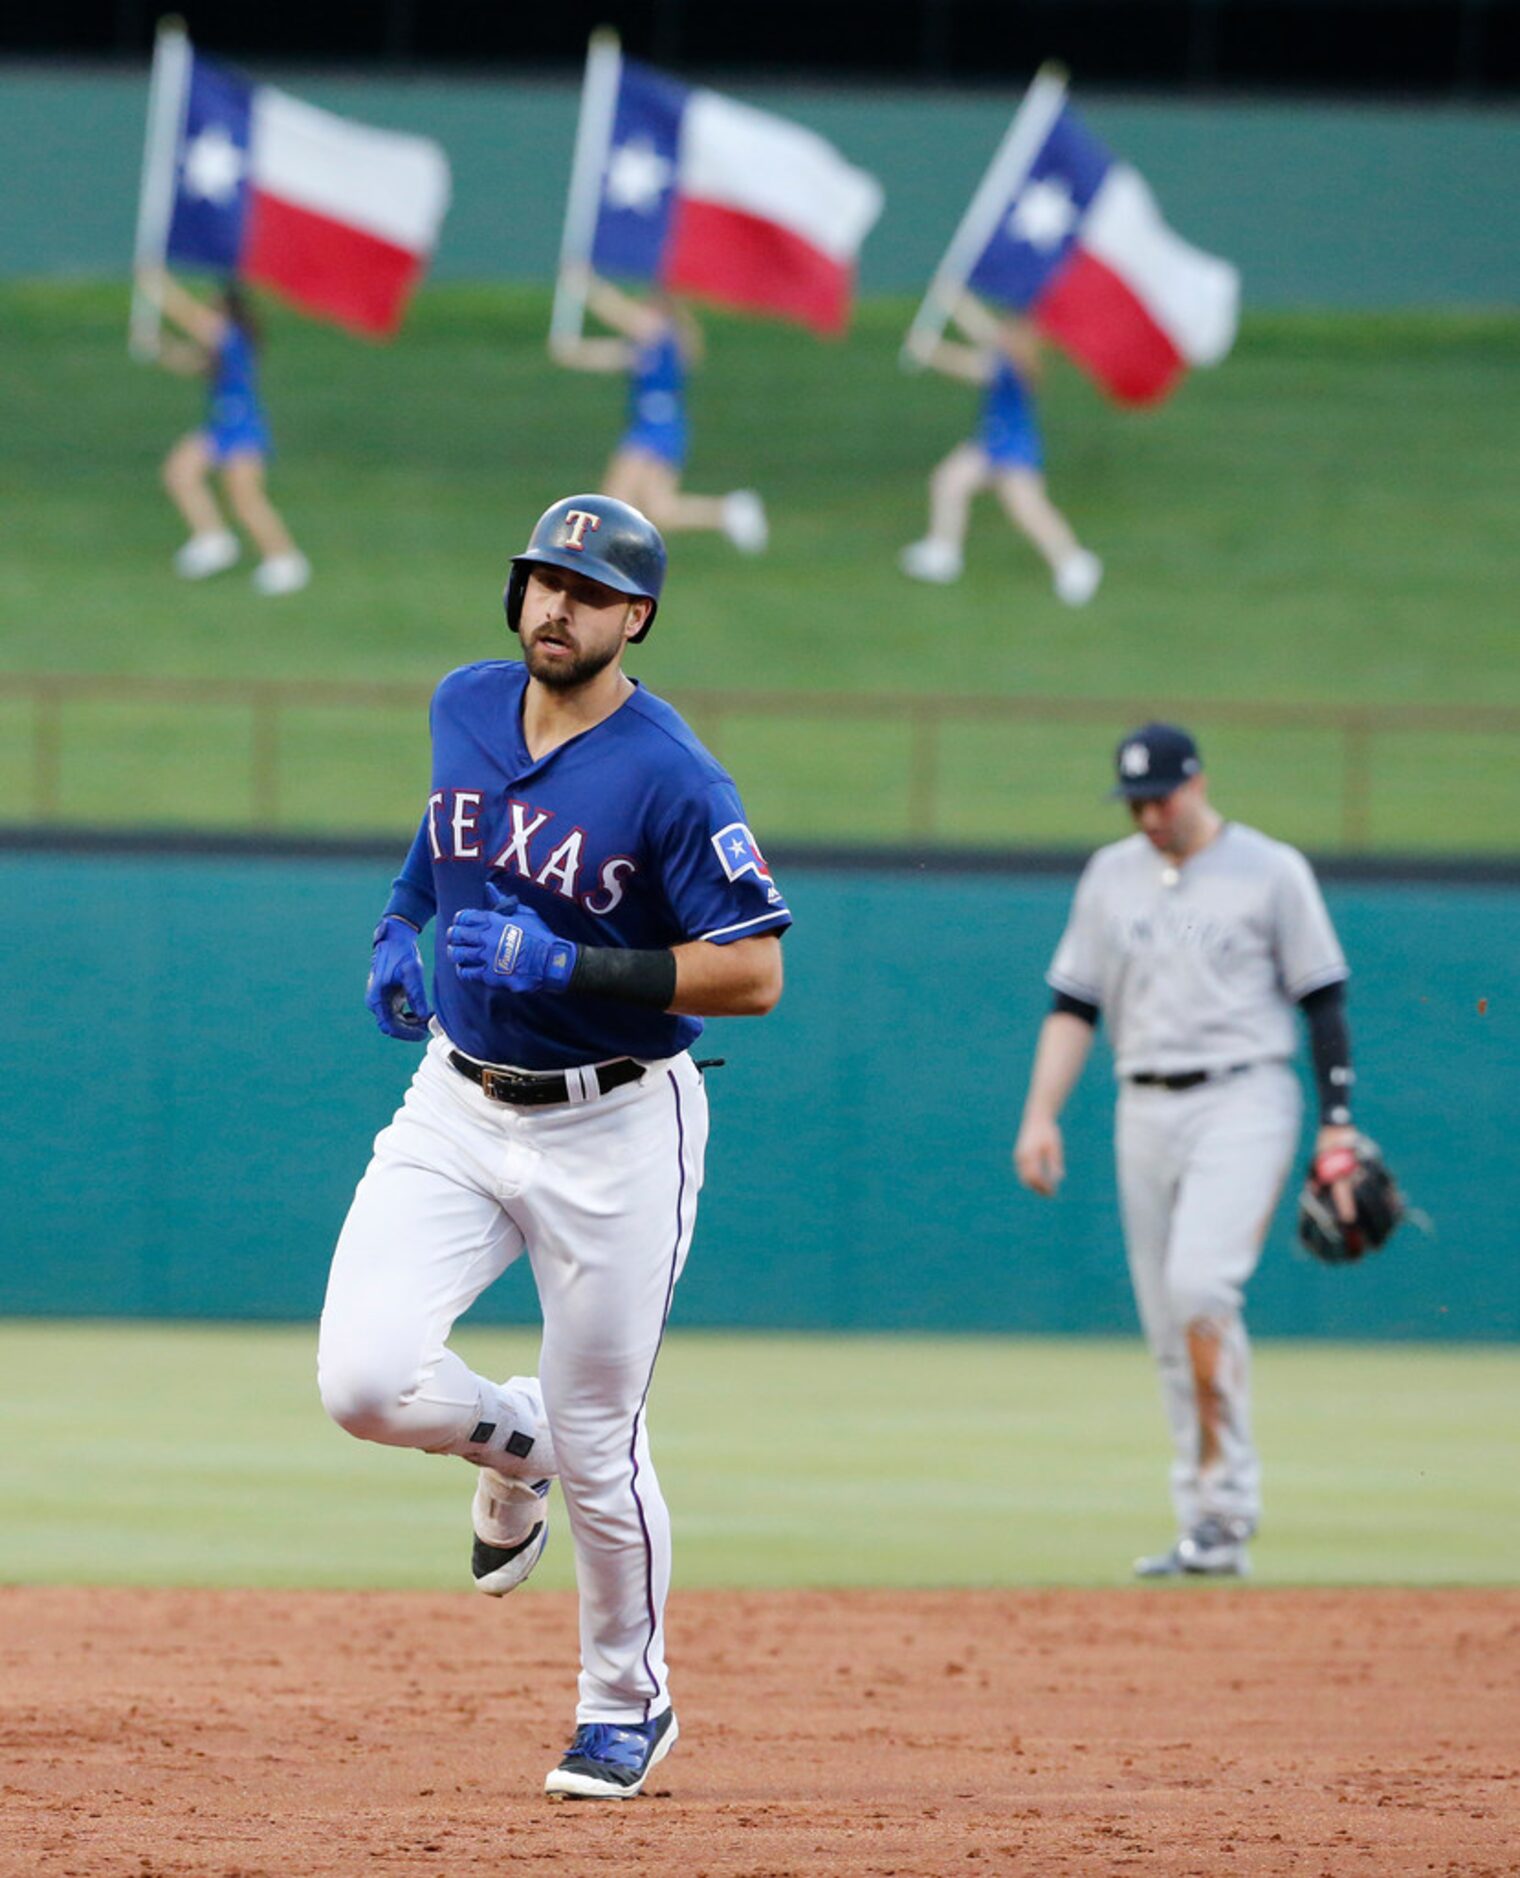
0 1322 1514 1589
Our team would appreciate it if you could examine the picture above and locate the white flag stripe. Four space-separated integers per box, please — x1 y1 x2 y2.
681 90 883 262
1082 165 1240 364
251 89 451 255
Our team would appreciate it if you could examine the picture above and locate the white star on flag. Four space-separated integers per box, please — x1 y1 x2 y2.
1009 177 1077 251
182 124 245 205
604 138 674 214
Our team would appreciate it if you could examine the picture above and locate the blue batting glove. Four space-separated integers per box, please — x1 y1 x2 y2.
366 915 434 1041
446 882 579 994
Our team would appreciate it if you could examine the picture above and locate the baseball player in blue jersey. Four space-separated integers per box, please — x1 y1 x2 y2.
1013 724 1361 1577
551 265 768 553
134 265 310 594
901 291 1101 606
318 494 787 1799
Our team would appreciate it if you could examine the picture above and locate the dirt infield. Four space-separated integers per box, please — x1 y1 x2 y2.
2 1586 1516 1877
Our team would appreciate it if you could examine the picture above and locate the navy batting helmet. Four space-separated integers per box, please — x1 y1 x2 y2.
504 494 667 644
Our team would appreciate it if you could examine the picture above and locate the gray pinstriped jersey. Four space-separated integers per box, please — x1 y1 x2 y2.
1047 822 1347 1079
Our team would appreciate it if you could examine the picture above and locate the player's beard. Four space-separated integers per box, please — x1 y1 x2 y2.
522 630 624 692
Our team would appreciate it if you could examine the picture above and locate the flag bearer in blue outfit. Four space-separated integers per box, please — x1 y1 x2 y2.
135 264 310 595
551 264 768 555
900 290 1101 606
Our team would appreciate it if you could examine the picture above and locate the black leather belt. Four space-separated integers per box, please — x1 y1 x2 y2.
1128 1063 1253 1091
448 1050 645 1108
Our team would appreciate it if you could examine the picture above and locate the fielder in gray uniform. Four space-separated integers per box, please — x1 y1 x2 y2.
1013 723 1361 1577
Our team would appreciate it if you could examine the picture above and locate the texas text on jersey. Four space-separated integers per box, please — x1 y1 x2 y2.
383 660 790 1069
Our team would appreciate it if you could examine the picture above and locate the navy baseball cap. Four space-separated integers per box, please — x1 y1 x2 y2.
1109 722 1203 799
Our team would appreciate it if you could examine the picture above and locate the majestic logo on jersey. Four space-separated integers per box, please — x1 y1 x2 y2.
559 510 602 551
712 822 772 883
1120 742 1151 777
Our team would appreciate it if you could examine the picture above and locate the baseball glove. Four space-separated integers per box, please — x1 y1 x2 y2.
1296 1132 1404 1266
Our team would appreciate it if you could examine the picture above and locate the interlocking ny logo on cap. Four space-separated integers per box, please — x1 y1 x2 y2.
1121 742 1151 776
560 510 602 551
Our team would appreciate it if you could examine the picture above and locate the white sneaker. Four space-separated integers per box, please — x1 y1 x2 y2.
899 538 963 584
173 530 240 579
471 1475 551 1596
1054 549 1103 607
722 490 768 554
252 551 311 596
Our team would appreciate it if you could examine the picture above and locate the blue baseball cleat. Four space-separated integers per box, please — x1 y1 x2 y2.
544 1707 678 1800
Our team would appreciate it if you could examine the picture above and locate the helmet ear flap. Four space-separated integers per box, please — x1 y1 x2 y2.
503 565 529 633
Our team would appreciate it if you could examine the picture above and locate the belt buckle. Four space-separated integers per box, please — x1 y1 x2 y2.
480 1066 520 1104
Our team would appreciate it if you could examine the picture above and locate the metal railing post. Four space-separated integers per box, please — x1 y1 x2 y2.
908 701 938 840
33 684 62 822
1342 713 1373 851
250 687 280 829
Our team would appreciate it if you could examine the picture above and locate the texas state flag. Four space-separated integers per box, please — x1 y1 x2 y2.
966 85 1238 405
587 58 883 336
163 47 450 337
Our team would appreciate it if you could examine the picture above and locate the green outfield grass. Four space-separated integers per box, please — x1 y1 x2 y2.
1 284 1517 850
2 1323 1515 1590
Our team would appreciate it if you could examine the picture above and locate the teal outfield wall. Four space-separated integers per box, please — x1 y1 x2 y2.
2 846 1514 1338
3 67 1518 305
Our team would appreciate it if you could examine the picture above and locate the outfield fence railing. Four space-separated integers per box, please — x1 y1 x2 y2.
3 671 1517 853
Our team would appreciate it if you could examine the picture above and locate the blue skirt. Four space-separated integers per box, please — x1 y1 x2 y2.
617 423 686 470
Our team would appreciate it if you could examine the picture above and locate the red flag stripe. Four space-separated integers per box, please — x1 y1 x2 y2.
663 197 854 337
1034 247 1185 407
243 190 424 338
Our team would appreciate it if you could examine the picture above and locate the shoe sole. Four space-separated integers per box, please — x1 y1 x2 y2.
544 1715 679 1800
472 1518 548 1596
1184 1553 1250 1578
1134 1550 1250 1579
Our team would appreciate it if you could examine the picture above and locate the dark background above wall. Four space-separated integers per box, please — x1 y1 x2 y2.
7 0 1520 96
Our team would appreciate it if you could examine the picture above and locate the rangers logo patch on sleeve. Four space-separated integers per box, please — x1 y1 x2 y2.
712 822 772 883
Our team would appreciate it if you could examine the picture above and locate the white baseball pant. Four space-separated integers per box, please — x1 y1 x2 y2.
1115 1061 1301 1533
318 1034 707 1723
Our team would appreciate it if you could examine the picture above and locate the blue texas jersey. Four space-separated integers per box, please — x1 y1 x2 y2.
384 660 791 1070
